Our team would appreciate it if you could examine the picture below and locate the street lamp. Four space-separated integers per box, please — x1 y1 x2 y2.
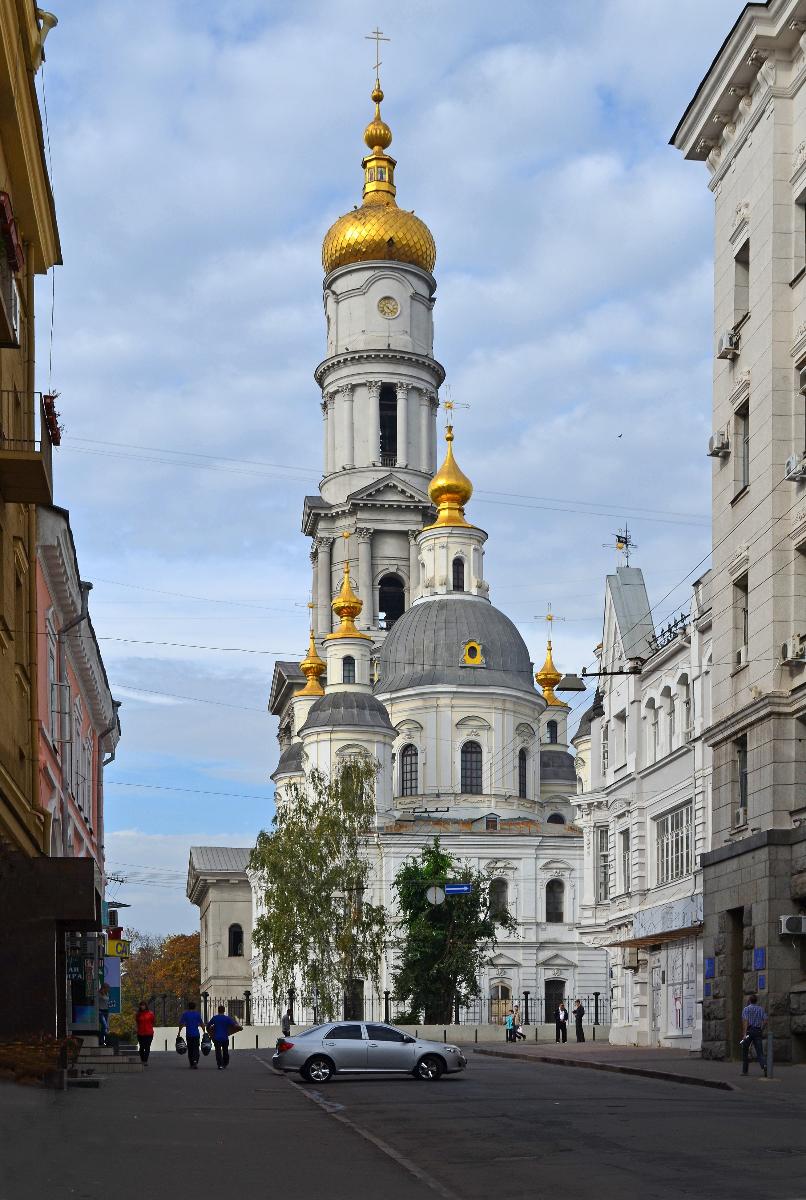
243 990 252 1027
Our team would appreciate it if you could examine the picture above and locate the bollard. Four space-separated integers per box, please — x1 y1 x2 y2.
767 1031 774 1079
535 1026 538 1043
475 1028 478 1044
443 1029 447 1043
593 1025 596 1041
256 1034 259 1050
164 1038 168 1052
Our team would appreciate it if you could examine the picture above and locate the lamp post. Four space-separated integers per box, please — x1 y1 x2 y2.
243 990 252 1027
523 990 530 1026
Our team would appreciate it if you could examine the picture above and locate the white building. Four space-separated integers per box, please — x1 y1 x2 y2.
196 72 608 1025
187 846 252 1005
575 566 713 1049
672 0 806 1063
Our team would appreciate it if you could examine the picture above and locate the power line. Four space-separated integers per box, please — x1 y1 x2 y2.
106 780 272 801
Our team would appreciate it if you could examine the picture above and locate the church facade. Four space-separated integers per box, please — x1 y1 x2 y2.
192 74 608 1021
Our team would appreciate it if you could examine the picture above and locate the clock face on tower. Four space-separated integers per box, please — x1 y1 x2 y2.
377 296 400 319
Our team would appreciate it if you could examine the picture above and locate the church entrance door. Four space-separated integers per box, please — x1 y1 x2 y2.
545 979 566 1022
489 983 511 1025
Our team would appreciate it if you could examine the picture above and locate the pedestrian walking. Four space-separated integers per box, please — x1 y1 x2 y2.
178 1001 205 1069
98 983 110 1047
555 1001 568 1043
135 1001 155 1064
281 1008 293 1037
504 1009 514 1043
740 993 767 1077
206 1005 243 1070
573 999 585 1043
512 1002 522 1030
514 1022 526 1042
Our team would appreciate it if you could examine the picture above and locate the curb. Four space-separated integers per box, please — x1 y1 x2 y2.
474 1048 735 1091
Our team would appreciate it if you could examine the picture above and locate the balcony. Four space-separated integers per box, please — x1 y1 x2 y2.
0 399 54 504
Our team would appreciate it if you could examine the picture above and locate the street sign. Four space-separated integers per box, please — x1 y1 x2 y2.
426 886 446 906
445 883 472 895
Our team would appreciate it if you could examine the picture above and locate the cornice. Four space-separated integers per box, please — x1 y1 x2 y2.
314 348 446 388
705 686 806 745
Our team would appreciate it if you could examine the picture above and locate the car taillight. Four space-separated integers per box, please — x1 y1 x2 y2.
277 1040 294 1052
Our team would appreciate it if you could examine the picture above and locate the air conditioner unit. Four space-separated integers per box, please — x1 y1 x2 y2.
734 806 747 827
717 330 740 360
785 453 806 481
735 645 747 667
708 430 731 457
781 634 806 665
780 915 806 935
799 367 806 396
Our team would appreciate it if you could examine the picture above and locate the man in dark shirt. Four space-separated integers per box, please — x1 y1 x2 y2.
741 993 767 1077
206 1005 242 1069
178 1001 205 1069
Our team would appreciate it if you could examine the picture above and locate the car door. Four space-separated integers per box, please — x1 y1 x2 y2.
365 1023 417 1072
321 1023 367 1071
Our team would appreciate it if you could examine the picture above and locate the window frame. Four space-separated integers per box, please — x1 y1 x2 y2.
545 878 564 923
461 740 483 794
400 743 418 797
655 802 693 886
595 825 610 902
517 748 528 799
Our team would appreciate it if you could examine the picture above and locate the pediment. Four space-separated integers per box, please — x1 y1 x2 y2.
347 474 431 506
540 859 574 872
538 952 575 969
488 952 522 968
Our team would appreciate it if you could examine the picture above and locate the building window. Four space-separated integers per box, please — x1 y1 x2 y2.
378 574 405 629
547 813 565 824
518 748 527 798
47 643 58 742
734 237 749 326
735 401 749 492
733 573 749 667
546 719 558 744
485 814 499 831
595 826 610 902
228 924 244 957
461 740 483 794
452 557 465 591
620 829 631 893
680 676 692 740
400 743 418 796
614 710 627 765
736 736 748 820
342 655 355 684
489 878 508 920
545 879 564 923
656 803 692 885
379 383 397 464
601 723 609 774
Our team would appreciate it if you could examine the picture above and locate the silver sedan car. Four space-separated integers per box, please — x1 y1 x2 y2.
272 1020 468 1083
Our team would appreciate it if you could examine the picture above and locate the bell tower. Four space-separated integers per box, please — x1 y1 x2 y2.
304 54 443 642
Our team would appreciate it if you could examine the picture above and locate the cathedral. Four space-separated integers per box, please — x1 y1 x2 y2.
192 72 608 1022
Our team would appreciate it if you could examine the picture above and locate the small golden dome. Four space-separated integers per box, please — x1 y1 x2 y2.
536 639 563 706
326 537 371 641
322 79 436 276
425 424 474 529
296 627 326 697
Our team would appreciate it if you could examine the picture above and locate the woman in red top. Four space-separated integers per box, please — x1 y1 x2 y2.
135 1001 156 1064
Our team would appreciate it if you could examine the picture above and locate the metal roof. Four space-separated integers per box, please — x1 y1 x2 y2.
188 846 252 873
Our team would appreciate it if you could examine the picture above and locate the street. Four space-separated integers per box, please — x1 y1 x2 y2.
2 1049 805 1200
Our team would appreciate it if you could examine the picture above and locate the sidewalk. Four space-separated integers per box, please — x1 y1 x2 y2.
475 1039 806 1095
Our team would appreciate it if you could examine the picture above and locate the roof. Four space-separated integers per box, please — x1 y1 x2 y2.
189 846 252 873
271 742 304 780
298 690 395 734
540 749 577 783
572 687 603 743
606 567 655 661
268 660 305 718
376 596 536 696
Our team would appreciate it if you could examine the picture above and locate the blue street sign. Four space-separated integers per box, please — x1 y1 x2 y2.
445 883 472 895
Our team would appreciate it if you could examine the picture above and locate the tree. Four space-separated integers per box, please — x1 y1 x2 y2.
109 930 200 1039
250 758 388 1021
392 838 516 1023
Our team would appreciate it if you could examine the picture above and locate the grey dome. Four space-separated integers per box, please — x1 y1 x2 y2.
271 742 303 780
376 596 535 695
541 749 577 783
298 690 394 733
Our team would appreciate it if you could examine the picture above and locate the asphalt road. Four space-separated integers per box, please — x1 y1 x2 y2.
2 1049 805 1200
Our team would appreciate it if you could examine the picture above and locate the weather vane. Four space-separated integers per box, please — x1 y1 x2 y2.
365 27 390 77
603 523 637 566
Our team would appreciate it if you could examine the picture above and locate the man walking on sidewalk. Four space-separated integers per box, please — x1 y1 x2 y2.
178 1001 205 1069
741 993 767 1077
207 1005 242 1069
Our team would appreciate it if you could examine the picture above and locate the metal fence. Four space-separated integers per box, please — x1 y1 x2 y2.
153 992 610 1029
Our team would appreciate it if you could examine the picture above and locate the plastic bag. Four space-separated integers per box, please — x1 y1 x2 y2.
175 1036 187 1055
200 1033 212 1056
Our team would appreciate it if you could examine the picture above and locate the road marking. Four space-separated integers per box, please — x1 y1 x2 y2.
251 1059 460 1200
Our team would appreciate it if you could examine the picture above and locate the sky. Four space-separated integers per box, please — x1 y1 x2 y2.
37 0 743 933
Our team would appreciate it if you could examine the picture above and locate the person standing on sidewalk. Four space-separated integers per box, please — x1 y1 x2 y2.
740 993 767 1077
281 1008 293 1038
135 1001 155 1064
98 983 111 1047
555 1002 568 1043
504 1010 514 1042
573 1000 585 1043
178 1001 205 1069
207 1005 242 1070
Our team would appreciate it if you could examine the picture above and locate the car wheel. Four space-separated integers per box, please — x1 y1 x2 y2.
302 1055 334 1084
415 1054 444 1081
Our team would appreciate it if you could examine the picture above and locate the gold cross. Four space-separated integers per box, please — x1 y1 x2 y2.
365 27 390 76
535 603 565 634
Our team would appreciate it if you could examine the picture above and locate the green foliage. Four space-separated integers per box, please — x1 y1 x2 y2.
392 838 516 1023
249 758 388 1020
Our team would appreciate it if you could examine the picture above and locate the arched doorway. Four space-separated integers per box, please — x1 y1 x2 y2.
490 982 511 1025
378 574 405 628
545 979 566 1022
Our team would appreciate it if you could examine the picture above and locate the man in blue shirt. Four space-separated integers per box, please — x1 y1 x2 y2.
741 993 767 1077
178 1001 205 1069
206 1005 242 1070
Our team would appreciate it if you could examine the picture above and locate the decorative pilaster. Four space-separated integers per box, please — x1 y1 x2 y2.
418 387 430 472
326 392 336 475
367 380 381 465
408 529 420 602
356 527 373 629
340 384 355 469
428 391 439 473
321 399 328 474
315 536 333 635
396 382 409 467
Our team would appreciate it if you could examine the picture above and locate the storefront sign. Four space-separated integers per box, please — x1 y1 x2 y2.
103 956 122 1014
105 938 130 958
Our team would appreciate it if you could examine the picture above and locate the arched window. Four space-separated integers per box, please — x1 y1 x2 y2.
518 748 528 799
489 878 508 920
228 924 244 957
379 574 405 629
547 813 565 824
342 655 355 684
546 879 564 922
461 741 483 794
546 719 558 744
452 557 465 591
400 743 418 796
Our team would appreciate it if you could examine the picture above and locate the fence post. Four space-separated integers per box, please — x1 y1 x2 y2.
593 991 600 1026
384 991 390 1023
523 991 530 1026
454 995 460 1025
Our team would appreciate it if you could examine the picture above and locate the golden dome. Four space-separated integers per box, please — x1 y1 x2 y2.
425 424 474 529
326 535 371 641
536 639 563 706
322 79 436 276
296 627 326 697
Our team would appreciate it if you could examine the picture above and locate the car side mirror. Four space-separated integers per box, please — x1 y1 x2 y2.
403 1035 416 1044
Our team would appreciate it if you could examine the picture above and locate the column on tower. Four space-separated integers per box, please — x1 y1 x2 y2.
396 383 408 467
367 380 381 466
340 384 355 469
356 528 373 628
326 392 336 474
418 387 430 473
321 399 329 474
315 536 333 635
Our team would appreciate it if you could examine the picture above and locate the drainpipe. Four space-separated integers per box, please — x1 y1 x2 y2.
96 699 121 886
25 240 42 850
57 580 92 855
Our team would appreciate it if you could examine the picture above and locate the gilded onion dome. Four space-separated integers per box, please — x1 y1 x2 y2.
536 639 563 706
321 79 436 275
296 627 326 697
326 538 372 641
425 424 474 529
